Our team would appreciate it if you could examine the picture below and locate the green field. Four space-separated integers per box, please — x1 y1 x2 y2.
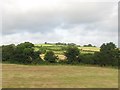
34 44 100 59
2 64 118 88
34 44 100 53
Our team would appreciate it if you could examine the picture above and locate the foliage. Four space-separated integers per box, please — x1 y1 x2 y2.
80 54 94 64
2 44 16 61
55 42 67 45
2 42 41 64
64 46 80 64
67 43 76 46
14 42 34 64
2 41 119 67
94 42 119 66
38 47 46 54
83 44 96 47
44 51 57 63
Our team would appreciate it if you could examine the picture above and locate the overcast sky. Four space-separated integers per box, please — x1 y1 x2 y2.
1 0 118 47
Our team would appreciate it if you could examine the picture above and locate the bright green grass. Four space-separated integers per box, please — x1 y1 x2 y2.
2 64 118 88
35 44 54 47
34 47 40 51
53 51 64 54
34 44 100 53
78 47 100 52
34 46 99 55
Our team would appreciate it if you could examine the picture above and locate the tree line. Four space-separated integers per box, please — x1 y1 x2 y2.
45 42 96 47
2 42 120 67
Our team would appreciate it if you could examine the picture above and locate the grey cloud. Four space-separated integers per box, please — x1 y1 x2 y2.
60 2 116 24
2 10 62 34
2 26 118 46
2 0 118 46
3 2 117 34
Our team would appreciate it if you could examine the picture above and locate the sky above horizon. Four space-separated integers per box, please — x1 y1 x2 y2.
1 0 118 47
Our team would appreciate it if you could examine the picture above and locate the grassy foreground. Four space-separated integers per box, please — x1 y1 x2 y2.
2 64 118 88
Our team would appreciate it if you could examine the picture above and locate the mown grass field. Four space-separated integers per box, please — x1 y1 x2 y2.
2 64 118 88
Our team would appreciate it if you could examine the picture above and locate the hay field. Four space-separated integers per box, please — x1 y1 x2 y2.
2 64 118 88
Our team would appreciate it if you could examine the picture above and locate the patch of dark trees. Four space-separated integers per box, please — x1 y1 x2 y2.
45 42 96 47
2 42 120 67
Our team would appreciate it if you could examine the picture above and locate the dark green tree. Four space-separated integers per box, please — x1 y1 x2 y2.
2 44 16 61
44 51 57 63
94 42 119 66
13 42 34 64
84 44 93 47
80 53 94 64
64 46 80 64
32 51 43 64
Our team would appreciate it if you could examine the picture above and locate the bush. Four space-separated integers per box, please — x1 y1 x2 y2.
44 51 57 63
14 42 35 64
2 44 16 61
31 51 42 64
38 47 46 54
93 42 119 66
64 46 80 64
80 54 94 64
32 58 43 65
2 42 42 64
58 60 68 65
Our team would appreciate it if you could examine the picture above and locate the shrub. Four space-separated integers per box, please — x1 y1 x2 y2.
58 60 67 65
80 54 94 64
32 58 43 65
38 47 46 54
94 42 119 66
2 44 16 61
64 46 80 64
44 51 57 63
2 42 42 64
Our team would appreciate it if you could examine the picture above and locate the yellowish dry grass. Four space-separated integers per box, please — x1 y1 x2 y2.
57 55 66 60
78 47 100 52
0 63 2 89
2 64 118 88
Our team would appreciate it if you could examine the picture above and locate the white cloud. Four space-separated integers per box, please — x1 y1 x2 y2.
2 0 118 46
